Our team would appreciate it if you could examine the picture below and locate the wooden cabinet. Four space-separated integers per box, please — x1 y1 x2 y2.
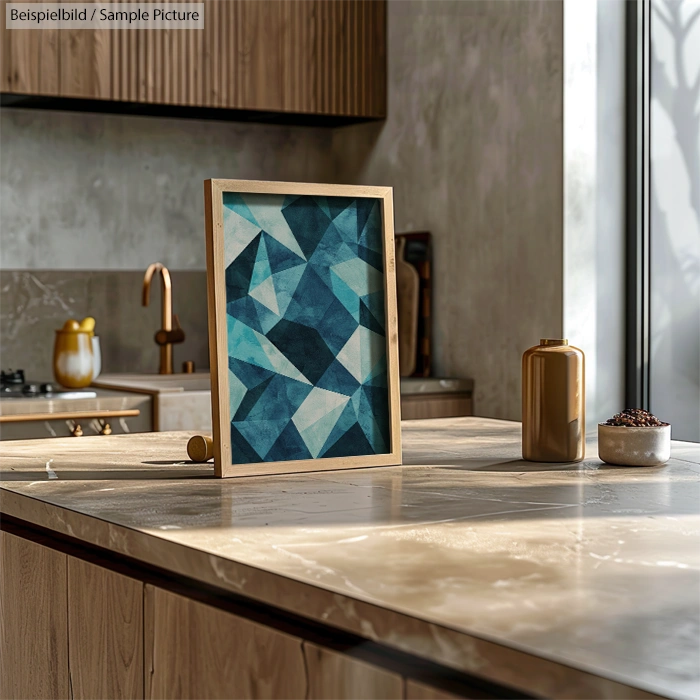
1 0 387 119
405 679 464 699
401 393 474 421
68 558 144 699
0 532 143 700
143 587 408 700
144 585 307 699
305 643 403 699
0 531 70 700
0 530 503 700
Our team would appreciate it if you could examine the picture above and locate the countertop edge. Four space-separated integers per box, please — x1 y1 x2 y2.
0 486 672 700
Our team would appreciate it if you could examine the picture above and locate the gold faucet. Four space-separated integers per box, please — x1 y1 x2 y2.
142 262 185 374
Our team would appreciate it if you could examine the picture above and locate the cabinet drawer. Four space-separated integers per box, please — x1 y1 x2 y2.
0 399 152 440
401 393 473 421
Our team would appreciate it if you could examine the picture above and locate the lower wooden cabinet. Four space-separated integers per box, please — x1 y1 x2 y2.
144 585 307 699
304 643 403 699
0 531 70 700
143 589 439 700
400 393 473 421
68 558 144 699
0 531 482 700
405 679 464 699
0 532 144 700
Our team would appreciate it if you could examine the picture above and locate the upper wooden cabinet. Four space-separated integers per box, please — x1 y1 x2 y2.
1 0 387 121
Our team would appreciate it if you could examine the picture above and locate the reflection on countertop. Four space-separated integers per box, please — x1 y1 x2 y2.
1 417 699 700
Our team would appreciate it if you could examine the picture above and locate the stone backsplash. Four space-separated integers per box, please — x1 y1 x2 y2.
0 270 209 379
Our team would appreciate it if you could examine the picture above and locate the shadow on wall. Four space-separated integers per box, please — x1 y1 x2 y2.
650 0 700 441
332 121 385 186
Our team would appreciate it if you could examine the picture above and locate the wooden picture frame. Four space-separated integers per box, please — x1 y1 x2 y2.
204 179 402 478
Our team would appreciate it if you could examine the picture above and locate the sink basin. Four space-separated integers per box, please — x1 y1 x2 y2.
93 373 212 431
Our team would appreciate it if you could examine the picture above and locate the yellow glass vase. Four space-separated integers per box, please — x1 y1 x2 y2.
53 320 94 388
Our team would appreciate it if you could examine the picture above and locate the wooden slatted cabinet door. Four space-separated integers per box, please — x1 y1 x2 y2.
0 530 70 700
0 0 9 91
2 0 387 117
59 0 111 98
144 585 307 699
304 642 404 699
1 0 60 94
67 556 144 699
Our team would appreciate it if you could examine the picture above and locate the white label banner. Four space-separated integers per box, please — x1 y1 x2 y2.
7 3 204 29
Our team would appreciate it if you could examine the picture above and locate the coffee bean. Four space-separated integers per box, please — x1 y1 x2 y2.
604 408 667 427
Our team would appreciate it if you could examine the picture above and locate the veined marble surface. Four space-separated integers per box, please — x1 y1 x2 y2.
1 418 699 700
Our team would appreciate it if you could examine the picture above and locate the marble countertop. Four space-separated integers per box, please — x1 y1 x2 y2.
1 417 698 700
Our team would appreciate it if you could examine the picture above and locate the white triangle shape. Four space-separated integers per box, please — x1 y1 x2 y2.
249 275 280 316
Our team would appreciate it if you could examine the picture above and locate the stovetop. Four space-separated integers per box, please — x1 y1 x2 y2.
0 370 97 400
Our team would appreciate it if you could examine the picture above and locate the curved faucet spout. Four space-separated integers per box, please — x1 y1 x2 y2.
142 262 174 374
142 262 173 330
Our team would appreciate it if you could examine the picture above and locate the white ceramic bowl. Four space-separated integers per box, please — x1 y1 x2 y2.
598 423 671 467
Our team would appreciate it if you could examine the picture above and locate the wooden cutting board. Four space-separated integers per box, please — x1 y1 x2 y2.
395 236 420 376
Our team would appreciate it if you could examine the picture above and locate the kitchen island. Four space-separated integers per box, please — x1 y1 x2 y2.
1 417 698 700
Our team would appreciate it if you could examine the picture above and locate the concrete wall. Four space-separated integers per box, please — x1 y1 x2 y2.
0 109 334 377
333 0 565 419
0 270 209 378
1 0 570 421
0 109 335 270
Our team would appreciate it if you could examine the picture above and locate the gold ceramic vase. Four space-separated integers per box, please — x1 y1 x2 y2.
522 339 585 462
53 320 94 389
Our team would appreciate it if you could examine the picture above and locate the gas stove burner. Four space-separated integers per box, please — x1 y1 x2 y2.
0 370 97 400
1 369 25 387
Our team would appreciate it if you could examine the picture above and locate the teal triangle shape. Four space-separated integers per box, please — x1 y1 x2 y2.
332 201 358 244
227 318 275 373
263 232 306 275
235 419 290 460
223 192 260 228
330 269 360 322
232 375 274 421
249 235 272 291
313 195 332 220
317 402 358 457
273 263 306 318
358 390 388 454
359 201 382 252
298 398 349 458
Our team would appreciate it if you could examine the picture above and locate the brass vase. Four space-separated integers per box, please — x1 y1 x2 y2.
53 320 94 389
522 339 585 462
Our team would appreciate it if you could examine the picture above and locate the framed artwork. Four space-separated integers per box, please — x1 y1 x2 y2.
204 179 402 478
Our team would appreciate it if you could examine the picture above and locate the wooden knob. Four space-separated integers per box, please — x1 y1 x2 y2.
99 422 112 436
182 361 195 374
187 435 213 462
71 424 83 437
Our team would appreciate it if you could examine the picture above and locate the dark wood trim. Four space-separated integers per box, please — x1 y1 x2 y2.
1 93 381 128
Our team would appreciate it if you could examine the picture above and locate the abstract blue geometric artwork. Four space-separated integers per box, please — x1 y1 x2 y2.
222 192 390 463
